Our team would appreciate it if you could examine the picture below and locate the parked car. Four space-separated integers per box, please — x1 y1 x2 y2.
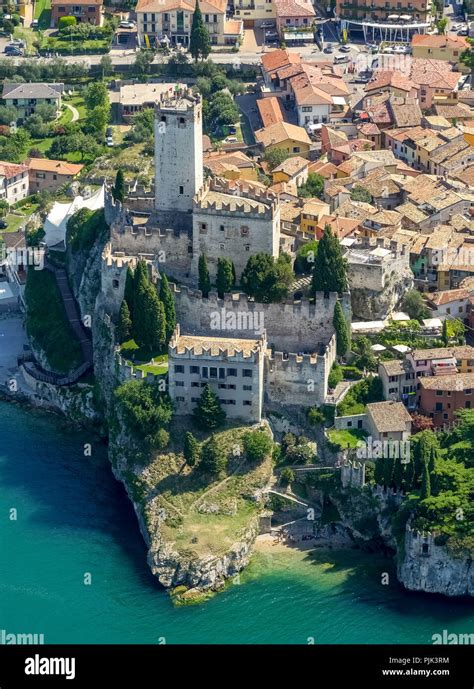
31 19 39 29
339 45 351 52
458 28 468 35
0 219 7 229
106 126 113 137
265 31 279 42
353 71 371 83
106 135 114 147
5 47 23 56
323 45 334 53
334 54 350 64
260 21 275 28
119 20 136 29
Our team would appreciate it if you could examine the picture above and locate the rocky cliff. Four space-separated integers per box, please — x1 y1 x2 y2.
397 528 474 597
350 269 413 321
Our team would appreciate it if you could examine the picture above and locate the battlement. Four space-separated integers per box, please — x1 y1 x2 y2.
341 460 366 488
169 282 347 312
155 86 201 113
115 350 163 384
169 324 266 362
404 522 437 557
113 223 191 241
350 235 408 258
193 178 279 219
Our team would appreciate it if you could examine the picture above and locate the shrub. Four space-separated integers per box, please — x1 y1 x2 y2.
58 16 77 31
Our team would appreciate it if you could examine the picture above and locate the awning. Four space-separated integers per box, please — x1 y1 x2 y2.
387 14 400 19
283 32 313 40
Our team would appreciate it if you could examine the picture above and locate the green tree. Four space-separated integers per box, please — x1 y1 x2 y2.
124 266 134 320
311 225 347 295
114 380 173 449
198 254 211 297
264 147 288 171
189 0 211 62
117 299 132 343
84 81 109 111
383 456 395 488
442 318 449 346
294 241 318 275
241 253 293 303
436 17 448 34
193 383 226 429
216 257 234 298
183 431 201 467
100 54 113 77
421 460 431 499
333 300 350 357
132 260 149 328
58 15 77 30
374 457 384 486
350 185 372 203
393 456 404 490
135 284 166 352
159 273 176 343
460 39 474 76
298 173 324 199
113 168 126 203
402 289 429 321
281 467 295 485
134 49 154 75
243 429 273 463
200 434 227 477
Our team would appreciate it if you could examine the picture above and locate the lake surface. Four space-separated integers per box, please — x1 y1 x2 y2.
1 401 473 644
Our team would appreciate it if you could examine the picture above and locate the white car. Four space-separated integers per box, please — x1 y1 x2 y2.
119 20 135 29
106 136 114 147
260 21 275 28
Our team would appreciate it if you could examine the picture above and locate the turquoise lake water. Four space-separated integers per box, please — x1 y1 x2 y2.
1 400 474 644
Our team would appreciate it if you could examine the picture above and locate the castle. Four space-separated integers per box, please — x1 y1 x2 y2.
102 85 349 419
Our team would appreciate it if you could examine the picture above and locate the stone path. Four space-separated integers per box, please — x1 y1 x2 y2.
64 103 79 122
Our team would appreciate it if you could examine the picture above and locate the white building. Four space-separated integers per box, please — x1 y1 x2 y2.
0 162 29 205
168 325 266 422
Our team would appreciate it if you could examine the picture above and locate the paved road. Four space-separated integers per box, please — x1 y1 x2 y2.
0 314 28 385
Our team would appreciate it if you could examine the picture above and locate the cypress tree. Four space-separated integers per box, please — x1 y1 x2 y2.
403 457 415 492
420 460 431 499
374 457 384 486
393 456 404 490
311 224 348 295
231 261 236 287
131 261 149 342
198 254 211 298
442 318 449 346
113 168 125 203
200 434 228 477
184 431 200 467
189 0 211 62
117 299 132 343
333 300 350 357
383 456 395 488
193 383 226 429
141 284 166 352
124 266 134 320
159 273 176 343
216 257 234 298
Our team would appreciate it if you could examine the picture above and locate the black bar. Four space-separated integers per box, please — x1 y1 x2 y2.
0 645 472 686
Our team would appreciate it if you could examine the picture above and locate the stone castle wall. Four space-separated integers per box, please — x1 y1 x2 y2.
171 284 350 353
266 334 336 407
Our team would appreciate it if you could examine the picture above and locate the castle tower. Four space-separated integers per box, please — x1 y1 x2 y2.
154 88 203 228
